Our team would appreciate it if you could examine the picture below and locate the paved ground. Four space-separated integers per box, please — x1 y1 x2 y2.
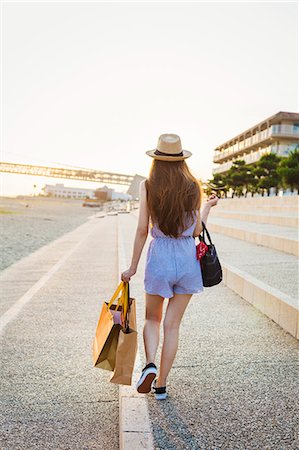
0 196 95 270
1 216 119 450
122 213 299 450
1 212 298 449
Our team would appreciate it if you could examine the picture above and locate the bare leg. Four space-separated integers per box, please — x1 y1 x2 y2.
157 293 192 387
143 293 164 365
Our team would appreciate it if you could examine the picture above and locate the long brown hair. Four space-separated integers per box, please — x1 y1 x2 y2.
145 159 203 238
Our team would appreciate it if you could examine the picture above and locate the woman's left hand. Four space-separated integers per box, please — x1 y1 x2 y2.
121 267 136 283
206 193 219 207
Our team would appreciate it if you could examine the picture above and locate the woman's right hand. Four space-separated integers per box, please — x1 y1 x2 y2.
206 193 219 207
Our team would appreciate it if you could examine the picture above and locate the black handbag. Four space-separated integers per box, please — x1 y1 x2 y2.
198 221 222 287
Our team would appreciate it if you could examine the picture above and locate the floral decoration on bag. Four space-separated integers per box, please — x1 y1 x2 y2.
196 239 209 261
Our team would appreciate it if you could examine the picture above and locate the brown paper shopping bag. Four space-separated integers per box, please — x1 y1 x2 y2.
92 281 127 371
110 282 138 385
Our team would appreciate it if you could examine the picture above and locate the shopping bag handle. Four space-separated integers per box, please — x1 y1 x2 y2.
122 282 131 332
106 281 131 326
107 281 125 311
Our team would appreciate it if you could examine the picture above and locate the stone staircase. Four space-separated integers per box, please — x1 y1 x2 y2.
207 196 298 338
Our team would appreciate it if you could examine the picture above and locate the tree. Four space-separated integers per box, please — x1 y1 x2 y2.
254 153 282 196
206 173 228 198
277 147 299 192
225 160 252 197
241 165 256 197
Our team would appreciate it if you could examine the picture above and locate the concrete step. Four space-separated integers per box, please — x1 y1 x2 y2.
210 209 299 228
116 214 154 449
210 232 298 301
215 196 299 213
215 196 298 206
222 261 298 339
216 204 298 213
208 216 298 256
131 209 298 338
210 231 298 339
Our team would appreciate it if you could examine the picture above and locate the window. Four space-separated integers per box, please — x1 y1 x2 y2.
293 123 299 134
272 124 281 134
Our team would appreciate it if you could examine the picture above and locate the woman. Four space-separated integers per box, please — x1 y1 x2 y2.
121 133 218 400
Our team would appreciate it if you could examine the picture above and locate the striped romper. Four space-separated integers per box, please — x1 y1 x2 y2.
144 210 204 298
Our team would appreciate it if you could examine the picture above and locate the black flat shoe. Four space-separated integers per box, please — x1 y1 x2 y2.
136 363 157 393
151 379 167 400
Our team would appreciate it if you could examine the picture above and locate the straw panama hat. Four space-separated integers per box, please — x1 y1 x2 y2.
146 133 192 161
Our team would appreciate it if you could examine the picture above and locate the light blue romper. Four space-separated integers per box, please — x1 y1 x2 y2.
144 210 204 298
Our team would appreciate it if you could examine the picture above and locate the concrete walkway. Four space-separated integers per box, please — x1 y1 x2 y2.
1 212 298 449
1 216 120 449
121 213 299 450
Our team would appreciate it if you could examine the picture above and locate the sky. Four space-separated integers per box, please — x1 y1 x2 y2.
1 1 298 197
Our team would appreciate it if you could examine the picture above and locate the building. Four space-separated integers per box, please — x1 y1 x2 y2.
94 185 114 201
111 191 131 201
42 183 96 199
212 111 299 175
127 174 146 200
94 185 131 201
42 183 131 201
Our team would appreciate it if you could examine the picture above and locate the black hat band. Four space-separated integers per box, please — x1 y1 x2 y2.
154 149 184 157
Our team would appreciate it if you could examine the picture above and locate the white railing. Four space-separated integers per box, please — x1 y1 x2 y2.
212 161 233 174
274 143 299 155
214 124 299 162
271 124 299 136
213 147 272 174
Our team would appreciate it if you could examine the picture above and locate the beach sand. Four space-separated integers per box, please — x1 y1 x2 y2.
0 196 101 271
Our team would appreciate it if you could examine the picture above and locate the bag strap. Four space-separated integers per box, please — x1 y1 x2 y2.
122 282 131 332
122 282 129 322
106 281 132 324
126 282 132 311
201 220 213 245
116 283 127 313
107 281 125 310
